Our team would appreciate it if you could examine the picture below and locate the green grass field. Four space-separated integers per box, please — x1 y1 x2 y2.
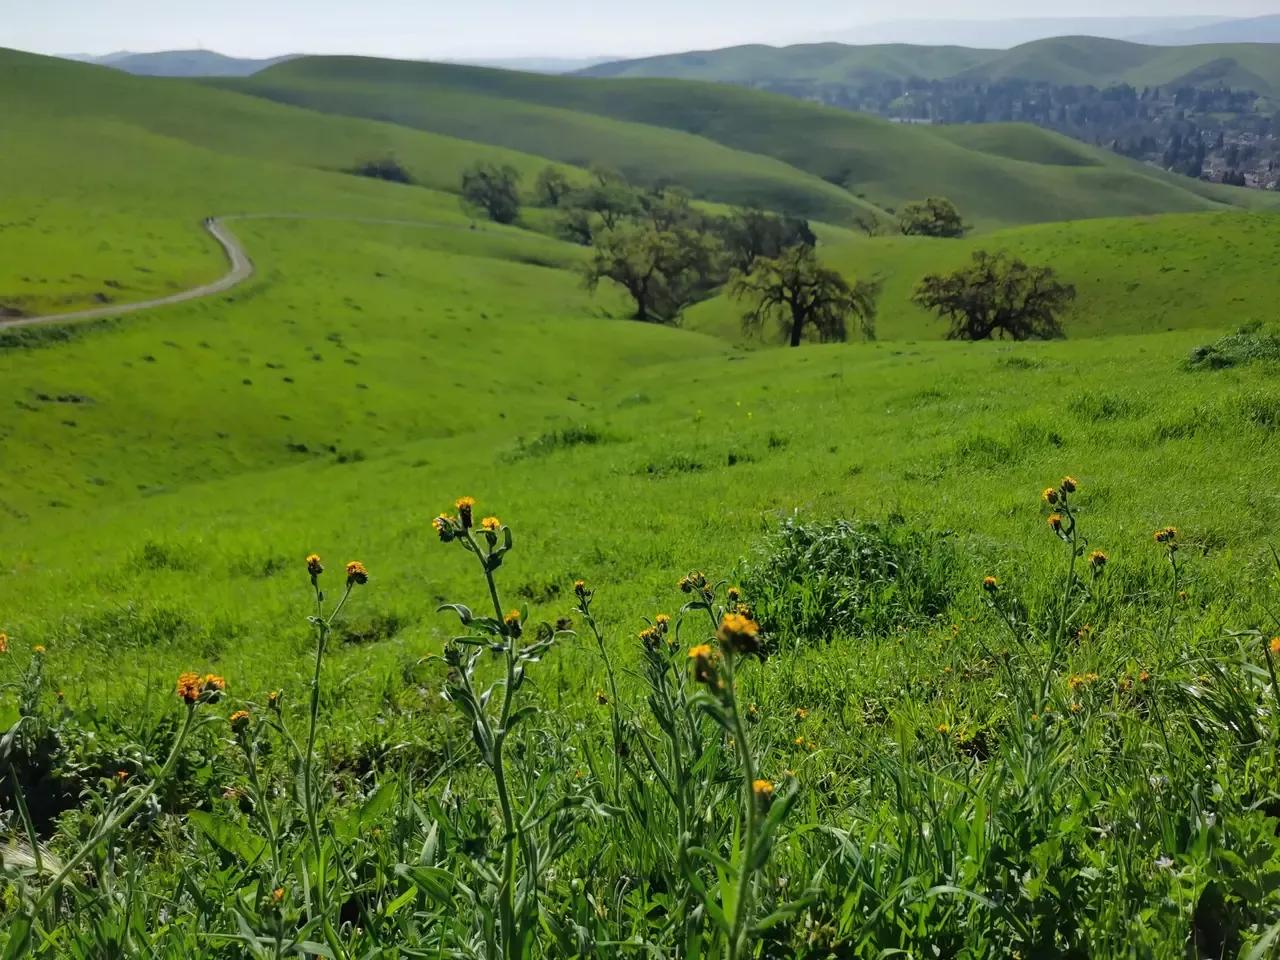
5 46 1280 958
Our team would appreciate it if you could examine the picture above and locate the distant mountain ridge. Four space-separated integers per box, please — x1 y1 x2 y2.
581 36 1280 97
62 49 299 77
822 16 1234 48
1129 14 1280 45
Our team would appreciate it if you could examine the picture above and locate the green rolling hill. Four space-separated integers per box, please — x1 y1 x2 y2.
222 55 1280 230
581 36 1280 97
581 42 997 84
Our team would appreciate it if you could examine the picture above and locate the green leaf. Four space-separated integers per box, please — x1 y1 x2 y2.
189 810 268 865
395 864 457 906
1 916 32 960
335 781 396 842
294 942 337 958
383 887 417 918
436 603 474 624
506 705 539 732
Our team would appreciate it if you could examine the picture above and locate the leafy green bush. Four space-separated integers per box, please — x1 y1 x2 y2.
741 516 960 646
1186 325 1280 371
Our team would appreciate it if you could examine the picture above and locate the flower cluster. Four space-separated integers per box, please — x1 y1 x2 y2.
1067 672 1101 692
177 672 226 706
638 614 672 651
678 571 714 603
345 561 369 586
1041 477 1081 540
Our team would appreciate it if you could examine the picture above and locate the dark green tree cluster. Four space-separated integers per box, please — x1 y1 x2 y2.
913 251 1076 340
733 247 880 347
550 166 829 328
461 163 522 225
899 197 967 238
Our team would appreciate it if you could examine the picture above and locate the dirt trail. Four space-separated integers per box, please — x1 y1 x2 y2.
0 214 505 331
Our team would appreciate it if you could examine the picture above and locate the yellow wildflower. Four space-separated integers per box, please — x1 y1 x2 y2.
455 496 476 529
688 643 718 685
717 612 761 655
177 672 202 704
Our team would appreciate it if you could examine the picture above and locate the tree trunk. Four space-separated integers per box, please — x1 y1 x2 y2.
789 309 804 347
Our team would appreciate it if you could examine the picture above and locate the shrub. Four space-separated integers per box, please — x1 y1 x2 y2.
347 156 414 185
741 516 960 646
1186 325 1280 370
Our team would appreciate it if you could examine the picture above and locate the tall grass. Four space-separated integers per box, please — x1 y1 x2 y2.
5 478 1280 956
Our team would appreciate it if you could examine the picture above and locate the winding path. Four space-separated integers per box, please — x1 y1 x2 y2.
0 214 517 331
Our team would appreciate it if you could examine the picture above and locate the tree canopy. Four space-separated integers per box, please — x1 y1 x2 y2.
584 222 724 324
899 197 967 238
721 208 816 274
534 167 571 207
912 251 1077 341
460 163 521 224
732 246 879 347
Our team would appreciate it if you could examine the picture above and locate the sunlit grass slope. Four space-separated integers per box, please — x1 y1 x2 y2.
686 211 1280 342
0 49 589 314
210 76 877 225
4 325 1280 708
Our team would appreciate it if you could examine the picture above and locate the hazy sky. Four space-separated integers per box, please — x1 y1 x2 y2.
6 0 1278 59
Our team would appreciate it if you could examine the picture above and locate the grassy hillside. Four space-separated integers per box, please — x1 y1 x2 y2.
9 41 1280 959
971 36 1280 93
0 49 604 314
686 210 1280 342
228 56 1279 230
584 36 1280 96
215 71 873 224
